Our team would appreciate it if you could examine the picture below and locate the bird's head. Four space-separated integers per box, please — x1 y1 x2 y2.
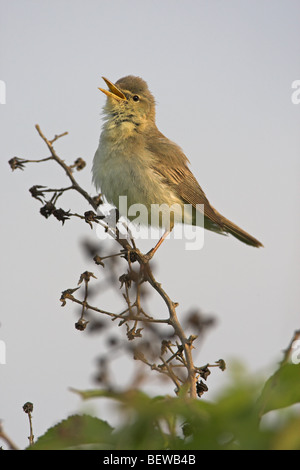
99 76 156 130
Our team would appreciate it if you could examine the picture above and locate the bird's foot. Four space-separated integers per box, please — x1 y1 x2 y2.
122 247 153 265
143 248 155 263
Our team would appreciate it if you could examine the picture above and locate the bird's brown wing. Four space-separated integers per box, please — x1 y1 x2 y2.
146 128 263 247
146 129 224 228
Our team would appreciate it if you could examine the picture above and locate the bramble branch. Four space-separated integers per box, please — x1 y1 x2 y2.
9 125 223 398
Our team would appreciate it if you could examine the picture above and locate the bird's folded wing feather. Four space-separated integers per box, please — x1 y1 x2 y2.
146 130 224 228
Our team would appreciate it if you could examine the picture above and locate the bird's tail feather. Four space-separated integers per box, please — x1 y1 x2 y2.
218 213 263 248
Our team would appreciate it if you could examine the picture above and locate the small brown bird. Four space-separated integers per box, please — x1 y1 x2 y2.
93 76 262 258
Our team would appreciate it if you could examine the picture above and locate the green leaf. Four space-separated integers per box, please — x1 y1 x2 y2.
257 363 300 416
270 416 300 450
28 414 113 450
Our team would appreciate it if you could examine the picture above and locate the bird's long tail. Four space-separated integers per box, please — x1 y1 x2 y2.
217 211 263 248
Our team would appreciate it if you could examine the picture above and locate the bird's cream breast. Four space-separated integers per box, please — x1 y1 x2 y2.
93 132 183 224
105 120 137 141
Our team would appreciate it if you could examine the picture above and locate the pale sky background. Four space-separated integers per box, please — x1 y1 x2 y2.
1 0 300 449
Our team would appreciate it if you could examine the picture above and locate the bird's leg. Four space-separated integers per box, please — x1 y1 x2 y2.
145 222 174 261
137 231 171 282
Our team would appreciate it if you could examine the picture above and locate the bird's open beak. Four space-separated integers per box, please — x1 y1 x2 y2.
98 77 127 101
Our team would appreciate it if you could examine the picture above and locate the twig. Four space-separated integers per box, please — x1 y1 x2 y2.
141 263 197 398
49 131 69 144
23 402 34 446
19 156 53 164
35 124 98 211
0 421 19 450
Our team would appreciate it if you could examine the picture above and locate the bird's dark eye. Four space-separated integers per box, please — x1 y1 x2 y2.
132 95 140 102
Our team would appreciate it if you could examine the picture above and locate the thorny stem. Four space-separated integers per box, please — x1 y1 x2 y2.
159 356 183 391
67 294 169 324
40 186 74 193
80 278 89 321
143 265 197 398
35 124 99 211
20 156 53 164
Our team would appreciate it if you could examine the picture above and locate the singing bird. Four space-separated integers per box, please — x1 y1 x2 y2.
93 76 262 258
